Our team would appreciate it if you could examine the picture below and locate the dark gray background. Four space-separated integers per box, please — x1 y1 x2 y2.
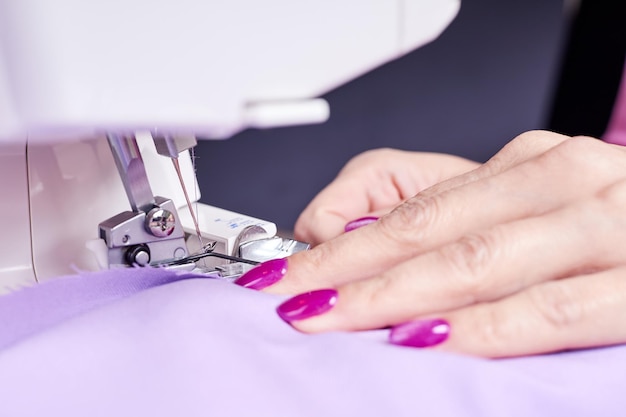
195 0 567 230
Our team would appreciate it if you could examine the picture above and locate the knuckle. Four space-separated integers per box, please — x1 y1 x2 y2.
557 135 597 154
527 282 584 329
302 243 332 274
468 306 515 355
487 130 568 168
356 273 396 311
503 131 546 154
546 136 605 166
596 179 626 208
535 136 626 184
511 130 569 148
378 196 440 246
439 232 498 295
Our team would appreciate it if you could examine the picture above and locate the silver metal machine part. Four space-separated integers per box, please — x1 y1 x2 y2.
145 207 176 237
106 134 156 213
100 133 310 275
153 134 204 246
99 196 188 267
231 225 272 257
100 134 189 268
153 135 198 158
239 237 310 262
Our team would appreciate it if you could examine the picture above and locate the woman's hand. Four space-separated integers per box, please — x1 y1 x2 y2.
294 148 480 245
236 130 626 358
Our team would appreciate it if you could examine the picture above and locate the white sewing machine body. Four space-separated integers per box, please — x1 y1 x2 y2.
0 0 459 292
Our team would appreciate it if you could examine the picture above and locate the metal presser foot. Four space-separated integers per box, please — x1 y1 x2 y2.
153 225 310 281
97 133 309 280
99 134 190 268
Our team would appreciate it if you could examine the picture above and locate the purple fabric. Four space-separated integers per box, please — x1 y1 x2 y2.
0 268 625 417
0 267 208 350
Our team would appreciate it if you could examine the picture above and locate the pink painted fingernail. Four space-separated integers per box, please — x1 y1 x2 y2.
389 319 450 348
276 289 338 322
344 216 379 232
234 258 288 290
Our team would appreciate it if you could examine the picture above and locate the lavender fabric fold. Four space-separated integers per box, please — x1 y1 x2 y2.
0 268 624 417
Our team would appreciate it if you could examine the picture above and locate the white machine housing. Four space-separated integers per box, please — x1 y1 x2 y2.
0 0 460 292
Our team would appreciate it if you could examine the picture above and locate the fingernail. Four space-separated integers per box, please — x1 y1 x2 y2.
277 289 338 322
344 216 379 232
234 258 288 290
389 319 450 348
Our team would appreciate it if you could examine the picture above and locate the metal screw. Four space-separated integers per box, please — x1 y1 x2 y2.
145 207 176 237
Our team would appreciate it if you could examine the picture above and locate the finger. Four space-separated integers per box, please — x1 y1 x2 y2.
272 137 622 295
294 151 479 245
293 179 396 246
281 178 626 331
295 131 569 245
435 267 626 357
416 130 571 199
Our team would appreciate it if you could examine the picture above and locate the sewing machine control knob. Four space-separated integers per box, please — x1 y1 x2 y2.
125 244 151 266
145 207 176 237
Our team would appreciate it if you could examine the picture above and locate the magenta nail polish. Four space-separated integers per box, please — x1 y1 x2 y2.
234 258 288 290
276 289 338 322
389 319 450 348
344 216 378 232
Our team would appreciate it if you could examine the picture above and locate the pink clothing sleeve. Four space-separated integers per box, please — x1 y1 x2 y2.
604 61 626 144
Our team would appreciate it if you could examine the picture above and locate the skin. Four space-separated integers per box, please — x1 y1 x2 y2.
294 148 480 245
267 130 626 358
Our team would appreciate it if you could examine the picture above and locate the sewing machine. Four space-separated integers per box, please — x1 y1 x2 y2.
0 0 460 292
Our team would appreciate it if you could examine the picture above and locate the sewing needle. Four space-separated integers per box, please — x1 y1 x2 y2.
171 157 204 247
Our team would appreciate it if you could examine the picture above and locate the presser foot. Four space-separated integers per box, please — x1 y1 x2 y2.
99 196 189 268
97 204 309 279
151 235 310 281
